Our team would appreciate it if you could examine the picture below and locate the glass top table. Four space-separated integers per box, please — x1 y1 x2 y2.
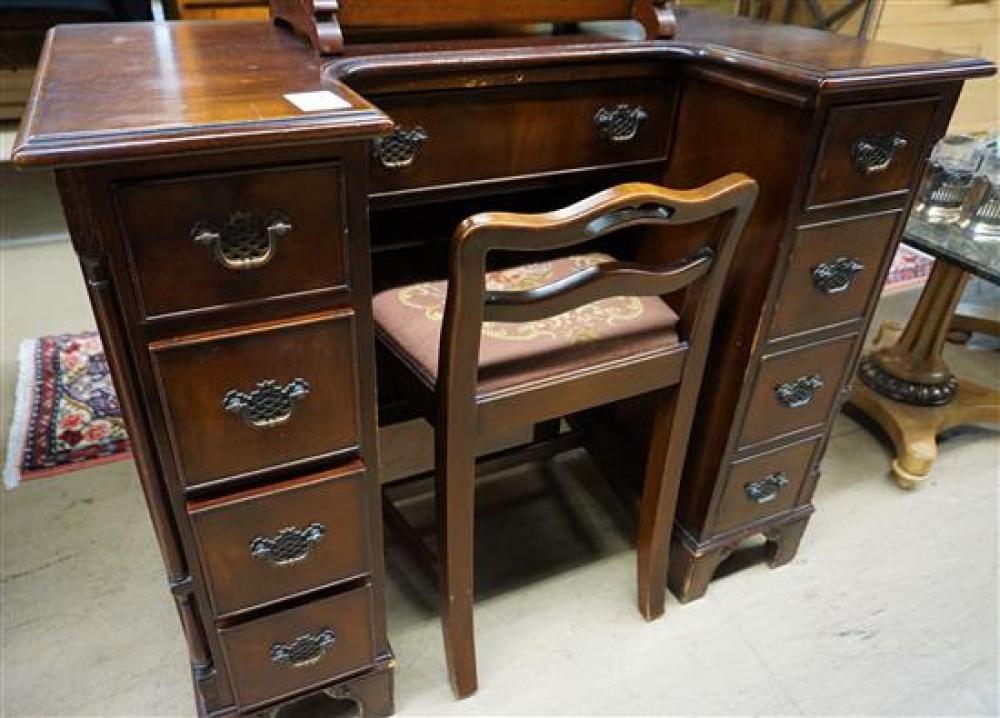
903 215 1000 285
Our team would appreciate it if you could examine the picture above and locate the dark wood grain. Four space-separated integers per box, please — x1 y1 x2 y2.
807 96 940 209
115 162 349 321
12 21 392 167
368 77 672 196
148 310 361 490
217 583 376 710
713 438 820 534
739 333 857 449
12 10 993 168
769 211 902 340
189 462 370 618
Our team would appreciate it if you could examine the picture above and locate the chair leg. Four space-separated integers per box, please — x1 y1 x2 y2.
435 419 478 699
636 389 688 621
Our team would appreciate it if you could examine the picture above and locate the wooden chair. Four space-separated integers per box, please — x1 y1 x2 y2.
372 174 758 698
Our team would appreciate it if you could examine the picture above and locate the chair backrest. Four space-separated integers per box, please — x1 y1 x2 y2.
435 174 758 404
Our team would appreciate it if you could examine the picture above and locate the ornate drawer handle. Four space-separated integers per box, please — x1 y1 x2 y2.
250 523 326 566
222 378 311 428
775 374 824 409
192 211 292 271
594 104 649 143
745 471 789 504
812 257 865 295
852 133 908 175
373 126 429 170
270 628 336 669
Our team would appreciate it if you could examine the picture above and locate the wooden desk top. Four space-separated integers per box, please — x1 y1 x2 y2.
13 9 994 168
13 21 393 167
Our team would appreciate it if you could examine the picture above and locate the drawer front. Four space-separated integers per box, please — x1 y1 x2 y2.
808 97 938 208
150 311 360 489
770 212 901 339
369 78 671 194
714 439 820 534
739 334 856 449
189 463 370 618
116 163 348 319
219 584 375 709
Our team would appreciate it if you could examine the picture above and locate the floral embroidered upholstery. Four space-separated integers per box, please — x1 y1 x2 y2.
373 253 681 395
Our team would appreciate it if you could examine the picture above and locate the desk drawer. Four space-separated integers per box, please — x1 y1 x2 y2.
714 439 820 534
189 463 370 618
770 212 900 339
739 334 856 449
807 98 937 208
219 583 375 709
150 311 360 489
369 78 671 194
116 163 348 320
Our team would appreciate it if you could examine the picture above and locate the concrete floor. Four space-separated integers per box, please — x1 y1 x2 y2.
1 226 998 715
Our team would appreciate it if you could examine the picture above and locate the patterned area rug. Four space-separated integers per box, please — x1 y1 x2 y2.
884 244 934 295
4 331 130 488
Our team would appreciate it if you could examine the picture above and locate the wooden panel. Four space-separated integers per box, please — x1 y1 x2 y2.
179 5 269 19
369 78 672 195
807 97 939 208
769 211 901 339
340 0 634 27
739 333 856 448
189 462 370 618
218 583 375 709
149 311 360 490
116 163 348 320
713 438 820 534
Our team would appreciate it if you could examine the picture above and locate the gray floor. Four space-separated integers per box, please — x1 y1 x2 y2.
1 213 998 715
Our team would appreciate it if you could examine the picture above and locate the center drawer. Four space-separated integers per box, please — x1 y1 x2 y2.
369 78 672 195
149 310 360 489
189 462 370 618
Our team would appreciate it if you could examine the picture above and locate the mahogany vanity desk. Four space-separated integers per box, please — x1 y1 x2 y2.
12 9 993 716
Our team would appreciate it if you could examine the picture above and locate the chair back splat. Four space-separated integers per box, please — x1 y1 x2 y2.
439 175 759 392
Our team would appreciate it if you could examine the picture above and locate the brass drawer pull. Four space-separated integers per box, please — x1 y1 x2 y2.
594 104 648 143
775 374 824 408
851 133 908 175
745 471 789 504
270 628 336 668
222 378 311 428
250 523 326 566
373 126 429 170
812 256 864 295
191 211 292 271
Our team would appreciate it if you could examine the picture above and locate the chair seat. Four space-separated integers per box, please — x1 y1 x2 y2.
373 253 681 396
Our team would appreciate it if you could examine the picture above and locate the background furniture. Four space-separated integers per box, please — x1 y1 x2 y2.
849 214 1000 487
375 177 756 697
0 0 152 119
13 10 993 716
166 0 266 21
736 0 879 37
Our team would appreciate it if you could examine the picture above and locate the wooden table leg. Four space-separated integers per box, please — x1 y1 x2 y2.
848 259 1000 488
